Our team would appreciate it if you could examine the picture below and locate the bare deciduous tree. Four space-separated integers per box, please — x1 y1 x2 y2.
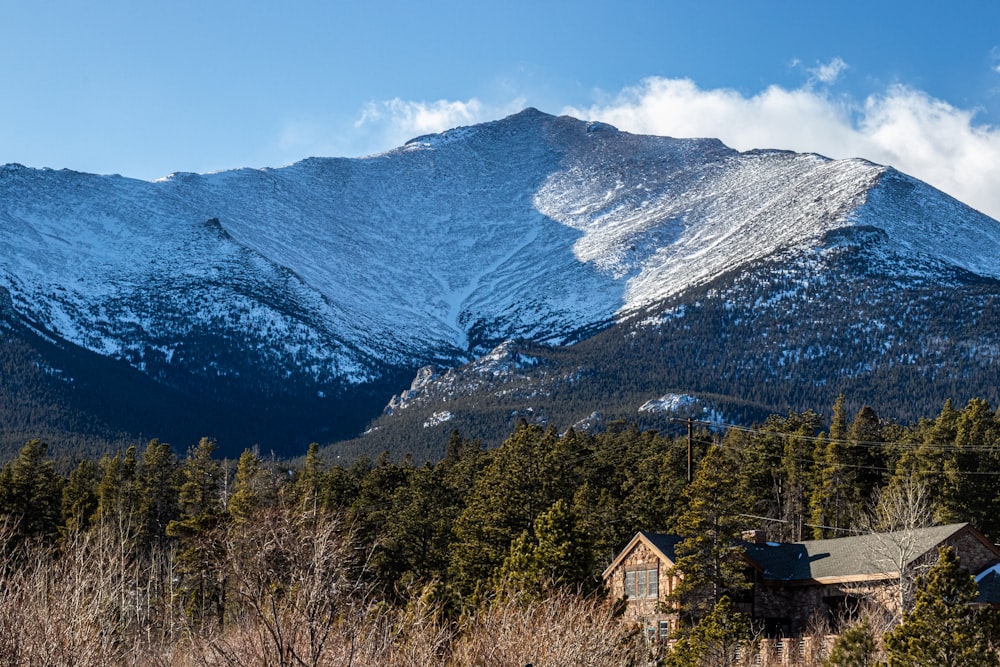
854 478 936 623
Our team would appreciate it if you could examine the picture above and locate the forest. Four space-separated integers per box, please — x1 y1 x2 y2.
2 395 1000 665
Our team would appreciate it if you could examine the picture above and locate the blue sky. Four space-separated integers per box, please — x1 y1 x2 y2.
4 1 1000 217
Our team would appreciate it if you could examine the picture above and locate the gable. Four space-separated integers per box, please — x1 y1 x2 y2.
602 531 680 580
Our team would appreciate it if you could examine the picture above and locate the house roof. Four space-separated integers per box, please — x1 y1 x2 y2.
603 523 1000 586
745 523 977 584
601 531 682 579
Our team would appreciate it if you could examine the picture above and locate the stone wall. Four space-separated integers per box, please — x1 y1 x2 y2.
606 539 681 636
946 530 1000 574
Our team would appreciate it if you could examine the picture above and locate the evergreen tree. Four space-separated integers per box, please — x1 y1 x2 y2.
778 411 823 541
135 439 179 546
0 439 63 541
812 403 885 536
449 422 578 592
888 399 957 527
883 546 998 667
847 405 887 504
824 620 877 667
96 447 134 516
940 398 1000 536
95 446 140 541
829 394 849 443
61 458 100 534
166 437 225 625
664 596 752 667
810 396 848 538
669 446 750 621
374 430 483 590
495 499 594 596
173 437 223 522
227 448 271 522
350 450 410 584
612 424 698 543
381 463 460 587
293 442 324 514
736 411 821 542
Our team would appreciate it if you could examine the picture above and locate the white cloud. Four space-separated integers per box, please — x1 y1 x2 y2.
275 97 524 163
354 98 484 135
565 77 1000 221
809 57 849 85
351 97 526 153
279 76 1000 221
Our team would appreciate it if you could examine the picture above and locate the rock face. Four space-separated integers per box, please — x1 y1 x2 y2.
1 108 999 457
385 366 441 415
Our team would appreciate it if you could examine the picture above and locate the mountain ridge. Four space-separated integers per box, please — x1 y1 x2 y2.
1 108 998 458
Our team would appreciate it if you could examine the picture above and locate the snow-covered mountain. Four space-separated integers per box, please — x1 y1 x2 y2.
2 108 999 457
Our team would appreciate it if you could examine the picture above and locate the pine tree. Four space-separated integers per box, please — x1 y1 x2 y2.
779 414 820 541
495 499 594 596
604 424 685 546
890 399 960 525
449 422 577 592
95 446 140 541
135 438 179 546
736 411 821 542
664 596 751 667
381 463 459 586
825 620 877 667
847 405 887 507
941 399 1000 536
669 446 750 622
166 437 225 625
61 458 100 534
0 439 63 541
810 395 849 538
350 450 410 583
227 448 271 522
812 403 885 536
883 546 998 667
293 442 324 514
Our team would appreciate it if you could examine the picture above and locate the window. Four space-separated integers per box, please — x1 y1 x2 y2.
658 620 671 640
625 567 659 599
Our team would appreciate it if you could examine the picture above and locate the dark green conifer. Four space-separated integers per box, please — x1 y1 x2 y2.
449 422 578 591
825 620 877 667
495 498 594 595
227 448 270 522
664 596 751 667
61 458 100 534
135 439 179 545
883 546 998 667
0 439 63 541
166 437 225 625
669 446 750 622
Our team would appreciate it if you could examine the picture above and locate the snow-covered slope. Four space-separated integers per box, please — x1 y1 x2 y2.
2 108 999 452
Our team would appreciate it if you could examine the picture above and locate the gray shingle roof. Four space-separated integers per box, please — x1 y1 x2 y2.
745 523 970 582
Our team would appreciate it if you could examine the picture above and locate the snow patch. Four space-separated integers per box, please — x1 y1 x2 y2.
423 411 454 428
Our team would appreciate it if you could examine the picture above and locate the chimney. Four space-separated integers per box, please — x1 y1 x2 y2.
742 529 767 545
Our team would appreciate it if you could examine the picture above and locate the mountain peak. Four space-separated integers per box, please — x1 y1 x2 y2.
1 112 998 455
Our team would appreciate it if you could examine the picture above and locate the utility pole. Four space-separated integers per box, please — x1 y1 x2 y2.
669 416 698 483
686 417 694 483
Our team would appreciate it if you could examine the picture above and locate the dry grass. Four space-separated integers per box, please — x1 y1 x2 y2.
0 510 655 666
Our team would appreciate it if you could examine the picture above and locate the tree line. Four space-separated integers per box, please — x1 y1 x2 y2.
3 395 1000 664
